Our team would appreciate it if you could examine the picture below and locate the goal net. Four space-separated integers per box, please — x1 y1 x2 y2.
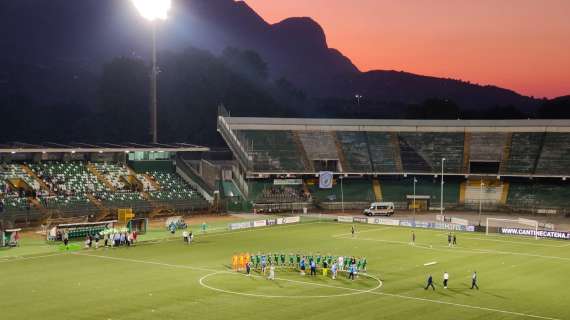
486 217 539 239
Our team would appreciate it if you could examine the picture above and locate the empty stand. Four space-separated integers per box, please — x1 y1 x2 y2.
502 133 543 175
367 132 400 172
398 133 464 173
336 132 372 172
297 131 341 169
239 130 306 172
535 133 570 175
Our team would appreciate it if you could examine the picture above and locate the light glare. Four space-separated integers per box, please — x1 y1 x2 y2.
132 0 172 21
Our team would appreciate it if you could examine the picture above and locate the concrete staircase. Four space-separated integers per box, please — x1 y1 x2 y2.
87 163 116 192
372 179 382 201
333 133 349 172
391 133 404 172
21 164 50 192
292 131 313 172
462 132 471 173
86 193 111 221
144 174 161 190
499 133 513 175
29 197 49 215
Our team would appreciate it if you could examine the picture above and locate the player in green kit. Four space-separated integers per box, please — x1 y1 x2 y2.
255 254 261 270
344 256 350 270
280 253 286 265
362 256 367 272
296 253 301 267
268 253 273 265
289 253 295 267
316 254 322 265
357 257 363 272
274 253 280 266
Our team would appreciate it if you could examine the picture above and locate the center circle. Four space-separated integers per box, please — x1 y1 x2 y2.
199 270 383 299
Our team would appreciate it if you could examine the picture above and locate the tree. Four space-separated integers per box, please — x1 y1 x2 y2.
538 96 570 118
97 57 150 142
221 47 268 82
406 98 461 119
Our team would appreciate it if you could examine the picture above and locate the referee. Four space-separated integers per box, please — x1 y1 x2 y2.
471 271 479 290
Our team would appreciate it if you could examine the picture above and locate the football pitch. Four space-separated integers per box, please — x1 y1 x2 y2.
1 217 569 320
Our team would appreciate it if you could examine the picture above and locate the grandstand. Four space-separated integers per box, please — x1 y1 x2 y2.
0 143 212 227
217 110 570 213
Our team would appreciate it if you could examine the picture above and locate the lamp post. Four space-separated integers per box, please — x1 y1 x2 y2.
479 177 484 226
132 0 172 144
355 94 363 116
413 176 417 225
340 175 344 214
440 158 446 215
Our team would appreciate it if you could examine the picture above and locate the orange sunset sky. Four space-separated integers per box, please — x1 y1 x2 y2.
244 0 570 98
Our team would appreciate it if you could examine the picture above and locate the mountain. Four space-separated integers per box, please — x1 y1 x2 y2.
0 0 549 113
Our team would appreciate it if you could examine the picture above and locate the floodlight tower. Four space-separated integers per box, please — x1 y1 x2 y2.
132 0 172 144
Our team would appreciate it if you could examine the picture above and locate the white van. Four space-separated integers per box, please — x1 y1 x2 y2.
363 202 395 216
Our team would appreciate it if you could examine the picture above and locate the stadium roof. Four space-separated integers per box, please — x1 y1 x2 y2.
223 117 570 133
0 142 209 154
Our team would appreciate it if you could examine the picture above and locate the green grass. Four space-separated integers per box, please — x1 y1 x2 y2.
1 220 569 320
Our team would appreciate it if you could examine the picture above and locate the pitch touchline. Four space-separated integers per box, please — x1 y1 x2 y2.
339 236 570 262
0 222 317 262
75 252 560 320
0 252 66 263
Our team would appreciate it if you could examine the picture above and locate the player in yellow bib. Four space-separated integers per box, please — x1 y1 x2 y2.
232 254 238 271
239 254 245 271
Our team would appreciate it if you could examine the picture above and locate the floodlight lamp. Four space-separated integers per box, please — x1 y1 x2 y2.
132 0 172 21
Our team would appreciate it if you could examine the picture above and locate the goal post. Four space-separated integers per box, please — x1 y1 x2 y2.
486 217 539 240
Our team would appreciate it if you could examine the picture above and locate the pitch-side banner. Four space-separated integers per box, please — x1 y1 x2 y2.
284 216 300 224
367 218 400 226
451 217 469 226
319 171 333 189
337 216 354 223
276 216 301 225
500 228 570 240
253 220 267 228
228 221 252 230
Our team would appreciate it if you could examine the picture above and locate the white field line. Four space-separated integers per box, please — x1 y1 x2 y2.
76 252 560 320
436 233 569 248
338 236 570 262
332 226 394 238
198 271 383 299
0 222 319 262
0 252 66 263
367 290 560 320
195 220 320 239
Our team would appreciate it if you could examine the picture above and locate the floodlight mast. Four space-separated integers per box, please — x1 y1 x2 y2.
132 0 172 144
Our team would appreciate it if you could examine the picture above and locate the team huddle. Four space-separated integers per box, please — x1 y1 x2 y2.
232 253 367 280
